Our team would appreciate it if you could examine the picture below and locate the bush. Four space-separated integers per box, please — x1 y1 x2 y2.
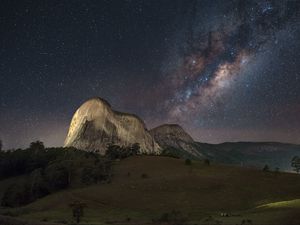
185 159 192 165
155 210 188 224
141 173 149 179
204 159 210 166
160 148 180 159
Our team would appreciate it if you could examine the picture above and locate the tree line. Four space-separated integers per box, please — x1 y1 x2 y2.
0 141 139 207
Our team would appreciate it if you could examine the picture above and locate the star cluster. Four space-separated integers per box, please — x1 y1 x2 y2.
0 0 299 149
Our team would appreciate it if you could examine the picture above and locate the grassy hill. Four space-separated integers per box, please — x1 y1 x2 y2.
1 156 300 225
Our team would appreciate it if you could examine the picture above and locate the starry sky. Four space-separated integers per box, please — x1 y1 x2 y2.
1 0 300 149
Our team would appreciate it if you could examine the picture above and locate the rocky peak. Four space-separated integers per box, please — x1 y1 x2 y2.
149 124 194 144
149 124 203 158
64 97 160 154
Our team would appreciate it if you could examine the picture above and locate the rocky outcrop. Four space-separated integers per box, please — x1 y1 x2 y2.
149 124 203 158
64 97 160 155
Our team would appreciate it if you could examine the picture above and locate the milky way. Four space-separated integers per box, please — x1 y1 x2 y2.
0 0 299 148
157 0 299 126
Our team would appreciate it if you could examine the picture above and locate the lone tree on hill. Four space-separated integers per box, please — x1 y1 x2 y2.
263 164 270 172
204 159 210 166
69 201 86 224
291 156 300 173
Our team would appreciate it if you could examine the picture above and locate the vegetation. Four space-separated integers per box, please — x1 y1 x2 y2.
141 173 148 179
69 201 86 224
204 159 210 166
185 158 192 165
160 147 181 158
105 143 140 160
0 141 111 207
0 156 298 224
160 146 198 159
291 156 300 173
263 164 270 172
154 210 188 225
1 143 300 224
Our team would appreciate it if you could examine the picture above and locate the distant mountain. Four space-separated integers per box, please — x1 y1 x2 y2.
196 142 300 171
149 124 300 171
64 97 160 154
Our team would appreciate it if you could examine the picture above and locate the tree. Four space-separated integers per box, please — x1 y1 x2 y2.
0 140 2 151
1 182 32 207
30 141 45 152
204 159 210 166
263 164 269 172
29 169 49 199
291 156 300 173
106 144 122 160
129 143 140 155
105 143 139 160
69 201 86 224
45 163 69 192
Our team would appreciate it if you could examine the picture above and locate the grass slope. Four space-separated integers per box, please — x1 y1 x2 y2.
1 156 300 224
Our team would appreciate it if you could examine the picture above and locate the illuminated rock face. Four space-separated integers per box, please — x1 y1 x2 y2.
150 124 194 143
64 97 161 154
150 124 203 158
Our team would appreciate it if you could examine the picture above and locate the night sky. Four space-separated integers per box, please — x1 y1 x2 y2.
1 0 300 149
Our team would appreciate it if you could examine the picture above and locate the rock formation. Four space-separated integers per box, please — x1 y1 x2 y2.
149 124 203 158
64 97 160 155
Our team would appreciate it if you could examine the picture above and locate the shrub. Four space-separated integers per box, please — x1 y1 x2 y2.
160 148 181 159
263 164 269 172
141 173 149 178
105 143 140 160
204 159 210 166
185 159 192 165
155 210 188 224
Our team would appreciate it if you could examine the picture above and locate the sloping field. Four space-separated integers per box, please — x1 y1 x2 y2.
1 156 300 224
